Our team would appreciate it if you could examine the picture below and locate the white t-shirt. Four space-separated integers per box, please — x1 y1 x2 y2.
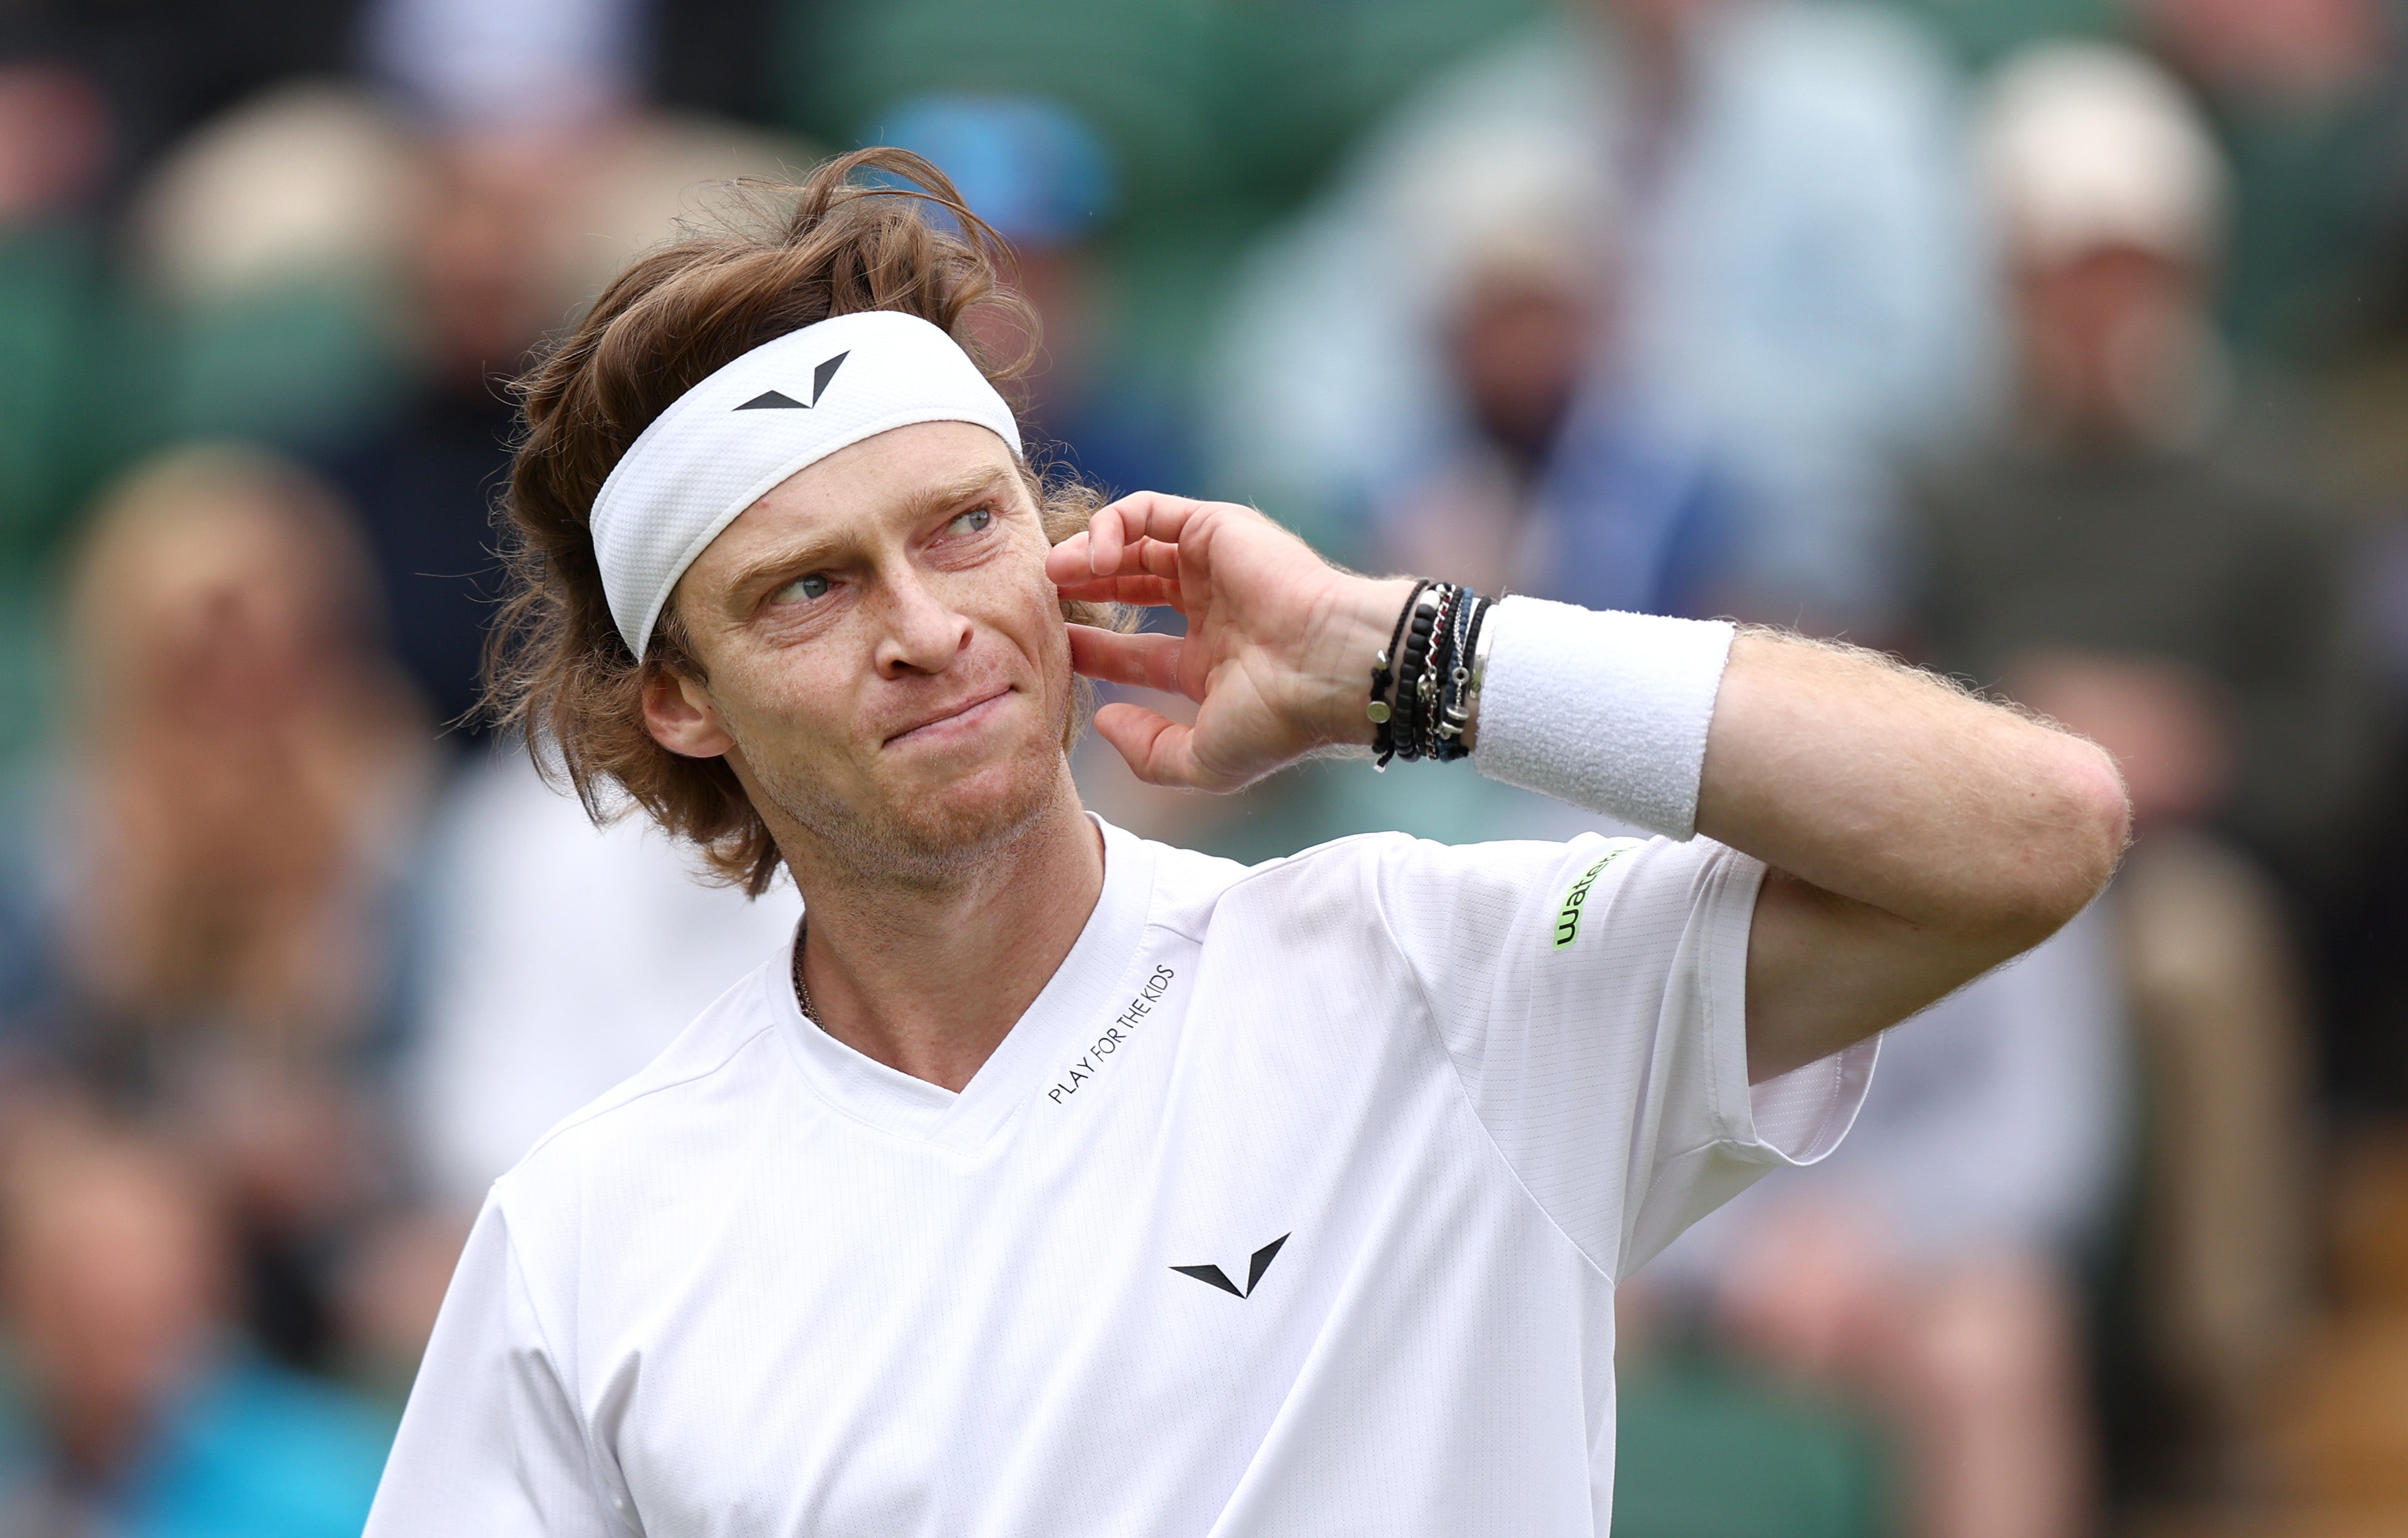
403 747 801 1204
368 819 1873 1537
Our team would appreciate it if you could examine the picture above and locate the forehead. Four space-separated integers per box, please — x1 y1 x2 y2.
696 420 1024 567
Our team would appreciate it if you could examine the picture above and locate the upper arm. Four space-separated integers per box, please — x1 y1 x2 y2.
1742 864 2038 1083
365 1199 627 1537
1699 631 2130 1082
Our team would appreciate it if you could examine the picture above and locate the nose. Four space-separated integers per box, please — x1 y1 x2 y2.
872 566 972 679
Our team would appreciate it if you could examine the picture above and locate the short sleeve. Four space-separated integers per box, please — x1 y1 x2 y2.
365 1197 629 1537
1376 833 1876 1280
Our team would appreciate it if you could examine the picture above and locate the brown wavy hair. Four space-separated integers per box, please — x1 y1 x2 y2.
484 148 1112 896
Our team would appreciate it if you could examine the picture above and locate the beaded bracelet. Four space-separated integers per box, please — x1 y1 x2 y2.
1409 584 1452 761
1426 585 1473 761
1433 588 1489 761
1368 580 1492 767
1396 585 1443 762
1366 579 1431 768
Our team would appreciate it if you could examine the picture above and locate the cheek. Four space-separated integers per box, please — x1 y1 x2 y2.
714 648 854 751
1005 582 1073 679
960 550 1068 664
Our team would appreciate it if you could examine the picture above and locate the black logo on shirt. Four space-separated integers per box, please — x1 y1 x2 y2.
1172 1233 1290 1298
734 350 849 412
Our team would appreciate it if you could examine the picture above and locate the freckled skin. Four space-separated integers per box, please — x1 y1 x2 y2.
651 423 1079 882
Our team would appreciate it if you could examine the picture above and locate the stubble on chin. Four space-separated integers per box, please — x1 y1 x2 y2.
749 688 1078 887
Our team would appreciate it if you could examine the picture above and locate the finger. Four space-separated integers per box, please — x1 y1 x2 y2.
1082 531 1187 579
1045 533 1094 586
1097 492 1204 557
1134 536 1183 579
1067 626 1187 694
1049 528 1185 588
1059 494 1220 584
1092 701 1203 789
1085 503 1123 577
1084 538 1182 584
1054 574 1183 608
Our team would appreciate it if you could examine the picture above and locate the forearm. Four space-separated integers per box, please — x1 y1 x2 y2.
1068 520 2126 946
1697 630 2128 942
1459 592 2126 940
1063 508 2130 1078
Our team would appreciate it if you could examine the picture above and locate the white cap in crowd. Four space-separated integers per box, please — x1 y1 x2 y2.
1979 41 2229 264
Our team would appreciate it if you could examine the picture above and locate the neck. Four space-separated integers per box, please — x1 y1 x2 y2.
780 776 1106 1092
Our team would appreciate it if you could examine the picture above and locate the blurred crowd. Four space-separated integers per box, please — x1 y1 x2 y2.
0 0 2400 1534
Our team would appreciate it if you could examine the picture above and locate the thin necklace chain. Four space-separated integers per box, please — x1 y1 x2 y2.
790 925 817 1022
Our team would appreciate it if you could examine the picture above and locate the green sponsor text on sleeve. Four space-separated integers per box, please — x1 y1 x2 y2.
1553 839 1642 949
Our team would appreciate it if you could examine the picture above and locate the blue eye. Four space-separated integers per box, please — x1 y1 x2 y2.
775 573 831 604
949 506 995 536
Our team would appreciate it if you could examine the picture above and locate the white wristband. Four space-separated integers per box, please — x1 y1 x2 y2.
1469 597 1735 839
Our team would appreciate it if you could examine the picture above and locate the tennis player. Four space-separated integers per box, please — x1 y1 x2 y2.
365 150 2128 1536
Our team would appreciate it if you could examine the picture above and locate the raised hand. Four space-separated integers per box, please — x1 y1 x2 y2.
1046 493 1411 791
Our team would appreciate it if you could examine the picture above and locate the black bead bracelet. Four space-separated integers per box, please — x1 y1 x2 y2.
1368 579 1491 768
1367 579 1431 767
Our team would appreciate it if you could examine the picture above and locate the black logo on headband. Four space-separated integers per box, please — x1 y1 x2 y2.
734 351 849 412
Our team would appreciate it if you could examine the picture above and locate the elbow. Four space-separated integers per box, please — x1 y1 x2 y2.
1989 734 2132 947
2060 736 2135 902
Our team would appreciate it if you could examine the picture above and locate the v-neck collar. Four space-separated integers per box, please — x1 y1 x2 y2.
771 816 1156 1154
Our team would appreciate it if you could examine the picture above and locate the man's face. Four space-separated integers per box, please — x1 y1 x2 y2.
648 421 1077 878
2015 242 2202 440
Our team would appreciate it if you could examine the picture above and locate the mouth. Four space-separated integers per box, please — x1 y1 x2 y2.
882 685 1014 748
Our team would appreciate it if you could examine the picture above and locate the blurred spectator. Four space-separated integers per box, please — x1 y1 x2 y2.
364 0 643 133
122 83 425 456
1917 41 2372 890
0 64 109 222
0 1 364 204
31 446 432 1068
1150 162 1734 860
2137 0 2385 107
1898 0 2402 362
879 92 1189 498
1639 909 2129 1538
0 445 435 1371
790 0 1231 385
320 115 805 737
322 132 586 737
0 1103 388 1536
1205 0 1991 632
0 59 138 767
401 746 799 1207
2133 0 2401 360
1355 139 1727 621
1912 41 2344 1486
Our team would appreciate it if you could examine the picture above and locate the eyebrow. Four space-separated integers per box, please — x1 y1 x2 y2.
719 464 1022 602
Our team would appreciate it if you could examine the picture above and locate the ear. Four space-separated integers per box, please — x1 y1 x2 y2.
643 666 738 759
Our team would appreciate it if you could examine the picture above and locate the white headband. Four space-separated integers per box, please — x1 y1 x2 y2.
588 309 1023 656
